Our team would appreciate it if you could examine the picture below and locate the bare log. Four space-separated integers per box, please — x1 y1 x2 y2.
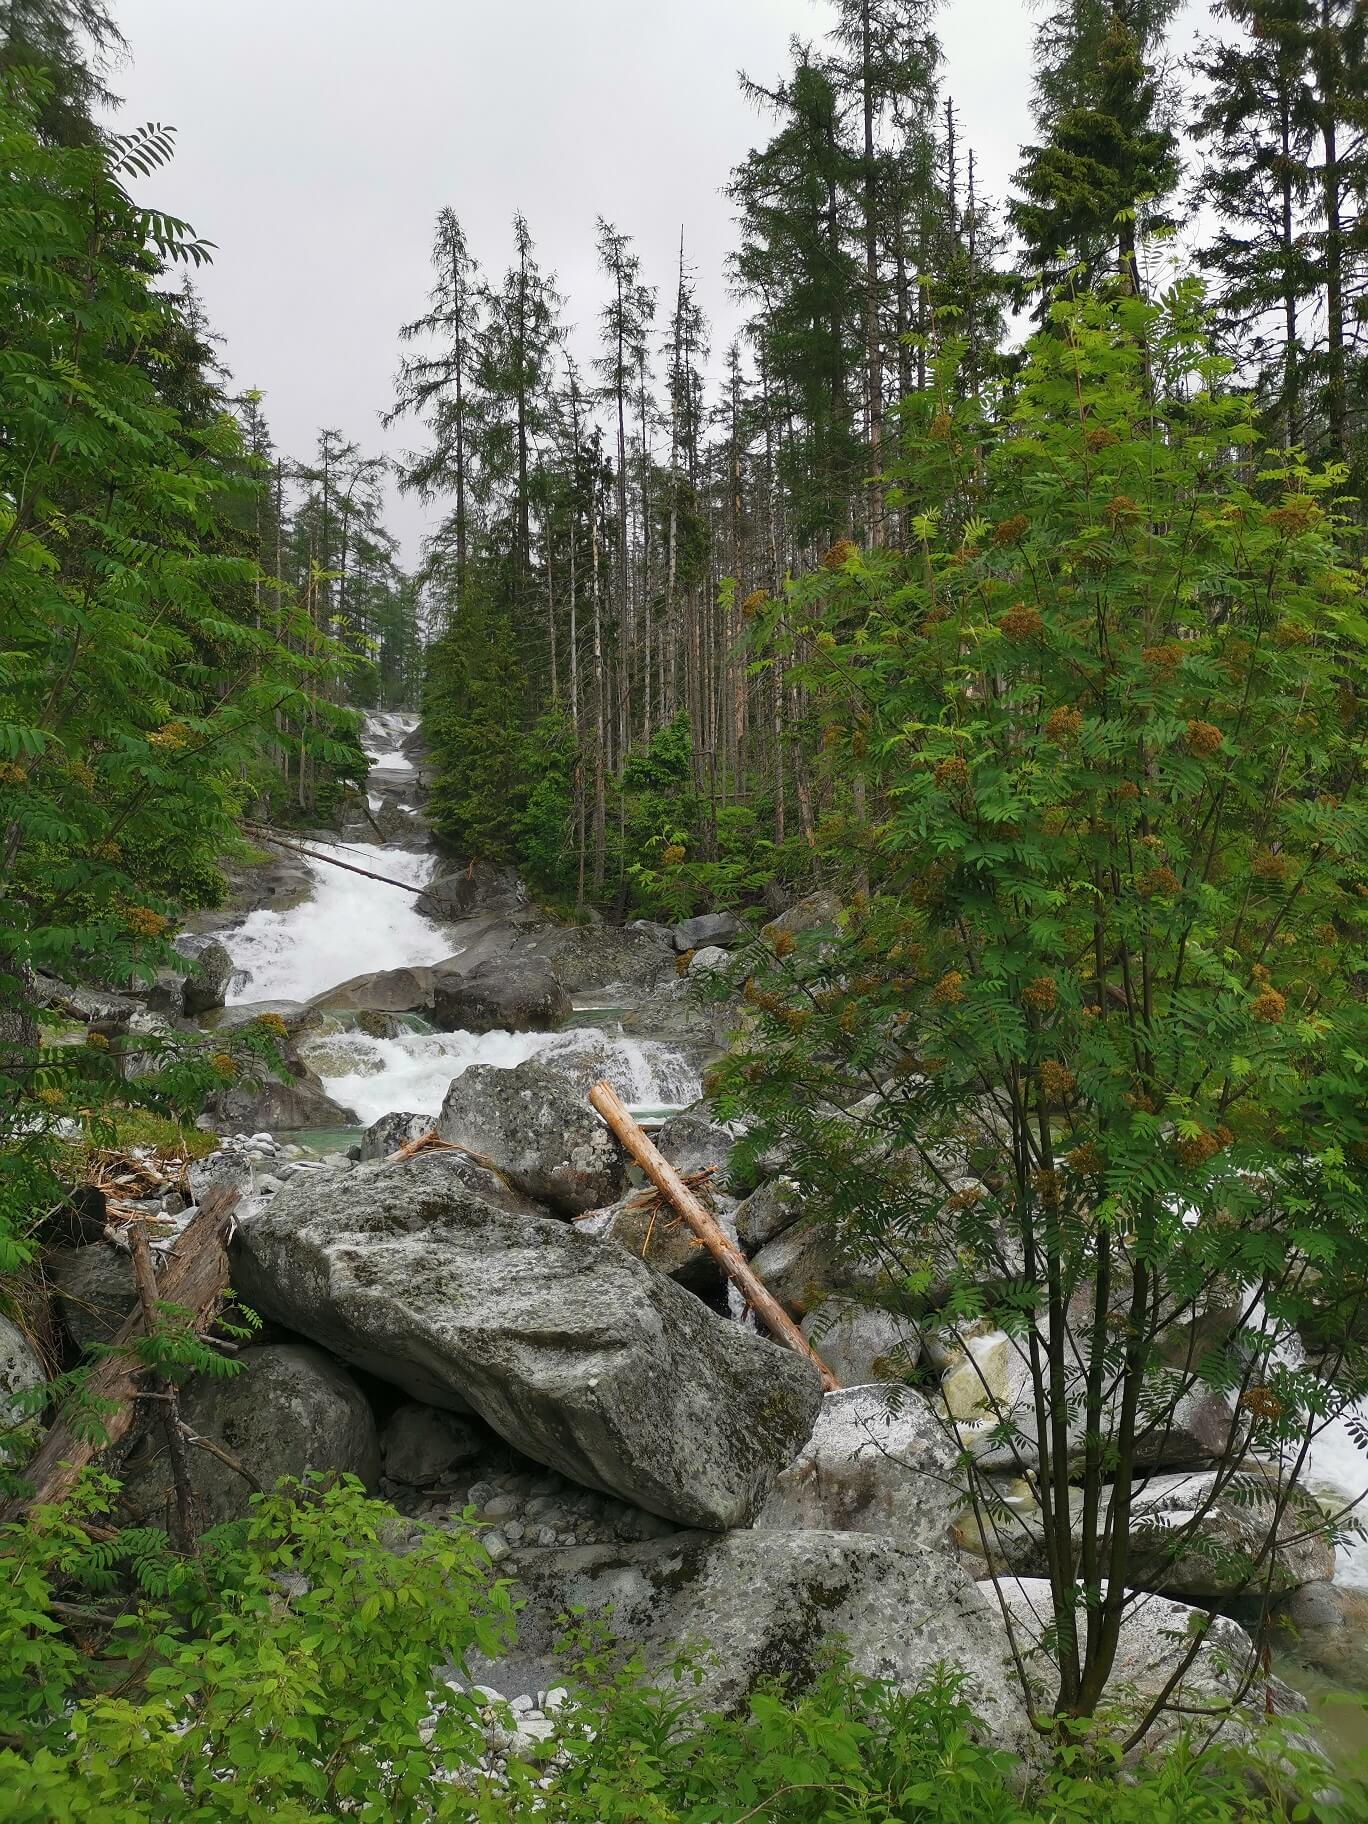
128 1220 197 1552
588 1079 839 1391
2 1186 238 1521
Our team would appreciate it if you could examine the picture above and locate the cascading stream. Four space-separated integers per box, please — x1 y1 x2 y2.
216 713 700 1127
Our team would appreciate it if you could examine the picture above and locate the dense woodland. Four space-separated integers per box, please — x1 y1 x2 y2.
2 1 1368 1817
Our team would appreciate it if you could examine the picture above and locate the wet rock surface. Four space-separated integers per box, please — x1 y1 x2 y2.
230 1152 823 1528
118 1343 380 1527
435 1043 628 1215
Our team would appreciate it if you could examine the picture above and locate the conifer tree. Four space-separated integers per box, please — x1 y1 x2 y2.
1012 0 1182 301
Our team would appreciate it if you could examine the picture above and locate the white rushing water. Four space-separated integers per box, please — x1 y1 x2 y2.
225 840 449 1006
217 711 702 1128
362 709 417 774
300 1024 701 1129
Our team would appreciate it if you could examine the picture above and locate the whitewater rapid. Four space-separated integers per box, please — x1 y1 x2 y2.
225 840 449 1006
218 713 699 1129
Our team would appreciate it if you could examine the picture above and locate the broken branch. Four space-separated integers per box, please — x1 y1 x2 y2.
588 1079 839 1392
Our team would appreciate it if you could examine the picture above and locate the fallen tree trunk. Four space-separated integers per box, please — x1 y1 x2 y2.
2 1185 239 1521
588 1079 839 1392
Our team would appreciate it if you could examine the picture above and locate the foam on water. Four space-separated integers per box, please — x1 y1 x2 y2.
1305 1408 1368 1588
300 1022 702 1128
224 840 449 1005
363 710 417 774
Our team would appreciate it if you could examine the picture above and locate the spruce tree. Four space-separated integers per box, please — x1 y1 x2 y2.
1012 0 1182 302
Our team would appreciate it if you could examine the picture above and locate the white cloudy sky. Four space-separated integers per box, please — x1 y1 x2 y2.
109 0 1216 558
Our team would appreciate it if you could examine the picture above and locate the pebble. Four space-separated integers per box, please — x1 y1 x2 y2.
481 1493 520 1521
482 1529 511 1562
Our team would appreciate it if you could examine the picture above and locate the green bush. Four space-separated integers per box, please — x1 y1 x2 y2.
1 1476 1357 1822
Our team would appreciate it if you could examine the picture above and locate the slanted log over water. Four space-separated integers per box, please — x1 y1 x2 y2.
588 1079 839 1392
2 1186 239 1520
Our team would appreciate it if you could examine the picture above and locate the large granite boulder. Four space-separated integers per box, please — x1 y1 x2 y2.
380 1402 494 1487
117 1344 380 1527
656 1105 738 1184
672 912 739 953
200 999 311 1038
230 1153 823 1528
174 934 236 1017
203 1048 357 1135
760 888 842 944
435 1044 626 1215
430 955 571 1035
750 1217 881 1319
416 862 525 923
306 966 435 1018
358 1110 432 1162
938 1322 1240 1474
477 1529 1024 1744
800 1298 920 1386
576 1193 726 1301
754 1386 962 1554
48 1243 137 1352
734 1176 805 1252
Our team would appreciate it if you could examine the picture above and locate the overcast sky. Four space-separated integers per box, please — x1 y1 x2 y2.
110 0 1216 560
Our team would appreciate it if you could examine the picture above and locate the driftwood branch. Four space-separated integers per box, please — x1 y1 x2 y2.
128 1219 198 1553
588 1080 839 1392
241 823 425 895
1 1186 238 1522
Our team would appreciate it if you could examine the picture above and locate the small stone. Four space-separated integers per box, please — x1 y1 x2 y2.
503 1521 524 1543
510 1694 534 1714
482 1493 521 1521
542 1686 569 1712
536 1526 557 1548
483 1530 511 1562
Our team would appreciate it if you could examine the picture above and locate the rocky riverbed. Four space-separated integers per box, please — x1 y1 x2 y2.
16 710 1364 1767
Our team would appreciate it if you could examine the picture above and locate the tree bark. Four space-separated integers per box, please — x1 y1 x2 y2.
3 1187 238 1521
588 1080 839 1390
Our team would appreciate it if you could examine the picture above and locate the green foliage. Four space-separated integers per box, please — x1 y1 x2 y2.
0 1476 515 1821
3 1473 1346 1820
714 286 1368 1729
0 67 362 1314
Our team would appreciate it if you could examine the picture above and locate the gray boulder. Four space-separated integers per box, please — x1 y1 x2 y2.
576 1192 725 1300
430 954 570 1034
751 1217 881 1319
436 1045 626 1215
688 944 731 975
174 934 235 1017
1124 1468 1335 1598
985 1578 1304 1746
358 1110 432 1161
800 1298 920 1386
656 1105 737 1185
0 1315 44 1427
939 1321 1240 1474
200 1000 310 1038
734 1176 805 1252
118 1343 380 1527
34 974 140 1030
760 888 842 943
754 1385 962 1554
306 966 435 1018
48 1244 137 1352
673 912 739 953
416 863 524 923
958 1467 1334 1601
203 1053 357 1135
380 1402 494 1487
230 1153 823 1528
483 1529 1023 1743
